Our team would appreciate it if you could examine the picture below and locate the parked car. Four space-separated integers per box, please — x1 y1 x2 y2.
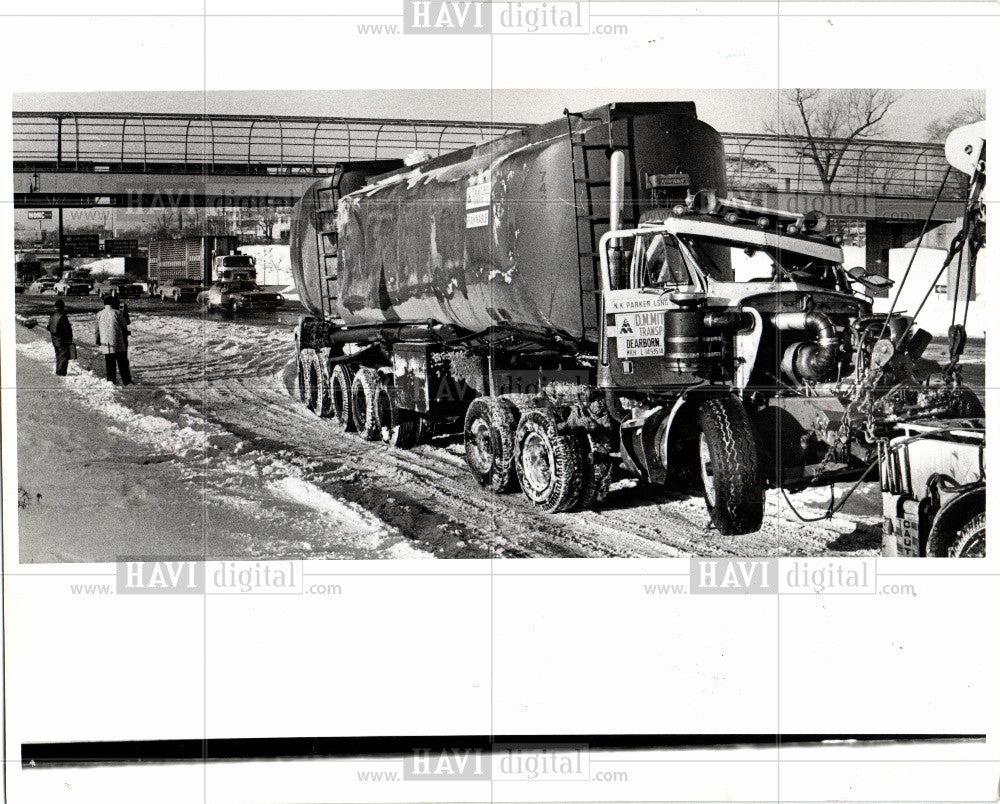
27 277 58 294
202 279 284 313
54 277 92 296
92 277 145 299
52 269 94 296
158 278 203 302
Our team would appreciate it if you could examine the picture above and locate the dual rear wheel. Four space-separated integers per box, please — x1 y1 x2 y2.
463 401 611 514
297 352 425 449
463 393 764 530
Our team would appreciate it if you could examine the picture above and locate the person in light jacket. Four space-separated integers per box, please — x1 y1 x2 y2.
94 295 132 385
46 298 74 376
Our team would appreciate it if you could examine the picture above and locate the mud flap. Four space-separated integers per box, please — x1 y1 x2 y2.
619 407 667 484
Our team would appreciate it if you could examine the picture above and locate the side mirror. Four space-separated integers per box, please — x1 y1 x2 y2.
849 266 893 290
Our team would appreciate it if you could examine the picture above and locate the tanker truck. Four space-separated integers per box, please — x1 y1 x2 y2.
288 102 977 535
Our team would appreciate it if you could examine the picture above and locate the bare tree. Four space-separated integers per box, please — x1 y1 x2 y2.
256 207 280 241
767 88 902 193
924 91 986 142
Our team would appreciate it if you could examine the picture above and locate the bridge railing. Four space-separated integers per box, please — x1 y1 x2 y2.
13 112 968 202
722 132 967 201
12 112 524 174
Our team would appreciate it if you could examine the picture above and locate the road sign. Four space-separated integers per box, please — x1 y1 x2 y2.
27 210 53 220
105 238 139 257
62 233 101 257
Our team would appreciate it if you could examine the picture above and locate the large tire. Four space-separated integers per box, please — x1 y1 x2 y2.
948 511 985 557
514 409 586 513
464 396 520 493
350 367 382 441
696 397 765 535
375 380 421 449
329 363 355 432
575 431 613 510
295 350 309 405
296 349 330 416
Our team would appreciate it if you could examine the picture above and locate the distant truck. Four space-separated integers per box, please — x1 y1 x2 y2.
146 236 245 288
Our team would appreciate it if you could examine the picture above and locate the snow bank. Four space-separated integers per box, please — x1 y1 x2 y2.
877 247 987 337
267 475 396 543
17 339 208 457
80 256 126 275
16 334 430 558
239 244 297 299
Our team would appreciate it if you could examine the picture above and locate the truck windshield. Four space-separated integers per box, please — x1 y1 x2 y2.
679 234 842 288
634 233 695 288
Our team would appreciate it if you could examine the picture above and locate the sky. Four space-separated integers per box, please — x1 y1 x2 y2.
13 88 982 140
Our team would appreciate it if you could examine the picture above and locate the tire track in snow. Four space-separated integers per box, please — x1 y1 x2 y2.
61 311 883 558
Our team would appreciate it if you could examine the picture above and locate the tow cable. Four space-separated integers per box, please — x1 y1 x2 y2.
779 459 880 523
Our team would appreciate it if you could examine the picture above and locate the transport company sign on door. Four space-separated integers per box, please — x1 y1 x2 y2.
614 311 665 358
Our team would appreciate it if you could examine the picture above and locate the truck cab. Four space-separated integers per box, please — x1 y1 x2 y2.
594 191 974 530
212 253 256 282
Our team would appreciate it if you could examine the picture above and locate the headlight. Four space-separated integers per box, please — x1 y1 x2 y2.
276 295 284 302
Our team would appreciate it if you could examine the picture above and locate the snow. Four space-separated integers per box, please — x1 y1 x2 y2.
80 256 127 275
17 340 209 457
16 335 429 559
239 244 297 300
266 475 398 544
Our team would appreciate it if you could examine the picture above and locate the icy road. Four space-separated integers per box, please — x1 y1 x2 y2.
15 303 895 560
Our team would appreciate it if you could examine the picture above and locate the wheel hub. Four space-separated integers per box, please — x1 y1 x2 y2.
522 432 554 495
467 418 495 474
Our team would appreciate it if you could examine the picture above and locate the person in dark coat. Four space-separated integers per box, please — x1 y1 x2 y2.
46 298 74 376
95 295 132 385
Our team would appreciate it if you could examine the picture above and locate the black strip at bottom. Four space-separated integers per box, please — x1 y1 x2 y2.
22 734 985 768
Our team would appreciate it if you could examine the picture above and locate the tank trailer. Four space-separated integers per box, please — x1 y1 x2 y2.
289 102 978 534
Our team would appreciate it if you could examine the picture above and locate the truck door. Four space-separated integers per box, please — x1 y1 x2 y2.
602 232 700 389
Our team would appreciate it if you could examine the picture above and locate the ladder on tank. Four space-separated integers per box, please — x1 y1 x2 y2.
314 181 340 320
565 109 638 331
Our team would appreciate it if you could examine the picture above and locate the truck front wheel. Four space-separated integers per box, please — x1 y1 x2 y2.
514 409 585 513
464 396 519 493
696 397 765 535
350 367 382 441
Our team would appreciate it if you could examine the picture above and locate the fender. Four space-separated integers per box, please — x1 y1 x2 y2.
653 382 720 472
926 486 985 556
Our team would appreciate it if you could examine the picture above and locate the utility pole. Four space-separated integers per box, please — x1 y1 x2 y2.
58 207 65 272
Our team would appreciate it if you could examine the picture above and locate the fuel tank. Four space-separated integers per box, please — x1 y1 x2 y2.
290 102 726 343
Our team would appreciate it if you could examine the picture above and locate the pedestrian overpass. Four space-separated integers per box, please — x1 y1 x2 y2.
14 111 969 275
